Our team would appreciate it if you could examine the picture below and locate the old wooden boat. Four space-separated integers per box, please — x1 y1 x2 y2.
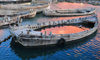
0 9 36 18
0 16 22 27
0 0 30 3
10 14 98 47
1 2 49 13
43 8 95 16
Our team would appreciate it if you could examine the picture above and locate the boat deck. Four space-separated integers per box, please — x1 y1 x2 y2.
41 26 89 35
0 9 35 17
0 3 49 10
0 9 17 16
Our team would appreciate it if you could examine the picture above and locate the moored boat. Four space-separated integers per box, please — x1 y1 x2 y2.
0 9 36 18
43 8 95 16
1 2 50 13
0 16 22 28
10 14 98 47
0 0 31 4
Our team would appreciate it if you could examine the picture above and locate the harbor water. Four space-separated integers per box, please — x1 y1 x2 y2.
0 2 100 60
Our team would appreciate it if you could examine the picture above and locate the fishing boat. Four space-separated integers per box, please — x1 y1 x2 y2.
0 16 22 27
43 8 95 16
10 14 98 47
0 9 36 18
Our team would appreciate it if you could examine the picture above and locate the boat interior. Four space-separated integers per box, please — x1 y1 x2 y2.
34 21 95 35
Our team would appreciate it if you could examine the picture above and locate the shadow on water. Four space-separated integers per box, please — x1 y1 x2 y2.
10 30 97 59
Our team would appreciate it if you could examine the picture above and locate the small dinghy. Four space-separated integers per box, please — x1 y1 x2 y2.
43 8 95 16
10 15 98 47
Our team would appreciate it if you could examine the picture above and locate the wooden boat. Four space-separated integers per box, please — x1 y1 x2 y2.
88 1 100 5
10 15 98 47
1 2 49 13
0 0 31 3
0 9 36 18
43 8 95 16
0 16 22 27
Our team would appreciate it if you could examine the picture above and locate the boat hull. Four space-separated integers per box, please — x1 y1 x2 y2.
20 11 36 18
10 15 98 47
13 25 98 47
43 8 95 16
0 16 22 28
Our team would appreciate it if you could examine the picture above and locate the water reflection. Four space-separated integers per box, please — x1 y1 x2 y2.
10 31 97 60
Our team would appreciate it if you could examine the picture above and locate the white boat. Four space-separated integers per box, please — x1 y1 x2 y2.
43 8 95 16
10 14 98 47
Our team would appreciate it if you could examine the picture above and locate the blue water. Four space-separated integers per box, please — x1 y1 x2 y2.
0 3 100 60
0 30 100 60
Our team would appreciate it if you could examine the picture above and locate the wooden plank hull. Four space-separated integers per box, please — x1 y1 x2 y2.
10 15 98 47
43 8 95 16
